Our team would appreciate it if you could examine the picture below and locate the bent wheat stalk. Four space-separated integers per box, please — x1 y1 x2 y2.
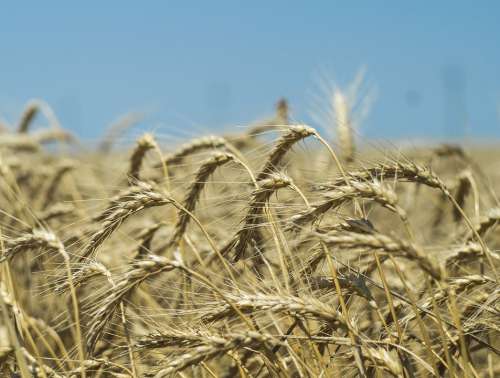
79 182 175 261
151 332 282 377
288 180 405 230
221 173 295 262
256 125 316 181
316 160 446 191
466 208 500 242
86 255 183 354
54 260 112 294
1 228 87 374
203 292 346 325
316 231 442 280
154 135 242 168
317 160 497 275
17 99 61 133
32 128 75 145
98 112 143 153
41 160 74 210
245 98 290 138
0 229 62 263
128 133 157 182
165 152 234 250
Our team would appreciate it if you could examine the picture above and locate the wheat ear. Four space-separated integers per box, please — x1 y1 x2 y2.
256 125 316 181
333 89 355 162
221 173 295 262
154 135 241 168
79 182 174 261
128 133 156 182
165 152 234 250
98 112 143 153
316 231 442 280
151 332 281 377
17 99 61 133
86 255 183 354
288 180 404 230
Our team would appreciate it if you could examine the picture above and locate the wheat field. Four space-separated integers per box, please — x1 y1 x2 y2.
0 99 499 377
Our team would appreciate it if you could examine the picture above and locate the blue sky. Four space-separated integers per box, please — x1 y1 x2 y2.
1 2 499 141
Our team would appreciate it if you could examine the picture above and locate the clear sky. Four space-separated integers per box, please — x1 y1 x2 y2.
1 2 499 141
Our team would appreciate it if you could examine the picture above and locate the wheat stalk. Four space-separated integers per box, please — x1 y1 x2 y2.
333 89 355 162
203 291 347 325
150 331 282 377
79 182 174 261
256 125 316 181
317 160 446 191
128 133 157 182
153 135 239 169
316 231 442 280
165 152 234 250
466 208 500 241
244 98 290 138
221 173 295 262
41 160 74 210
86 255 183 354
98 112 143 153
0 229 62 263
288 179 404 230
17 99 61 133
